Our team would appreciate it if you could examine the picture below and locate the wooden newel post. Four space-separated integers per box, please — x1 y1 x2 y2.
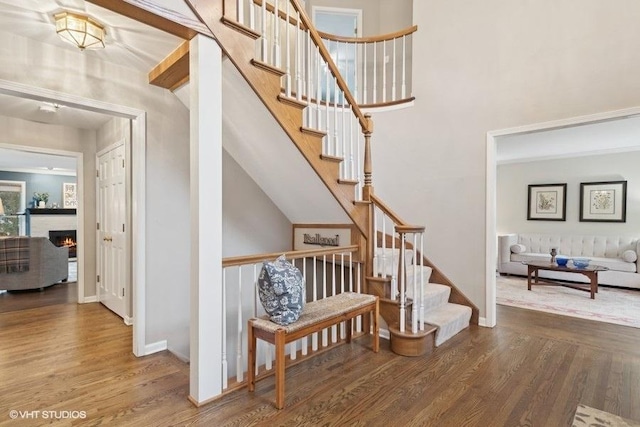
362 113 374 201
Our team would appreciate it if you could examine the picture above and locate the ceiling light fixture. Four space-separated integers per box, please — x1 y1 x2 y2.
54 12 106 51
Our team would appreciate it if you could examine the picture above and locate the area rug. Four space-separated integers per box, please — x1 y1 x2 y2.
497 275 640 328
573 404 640 426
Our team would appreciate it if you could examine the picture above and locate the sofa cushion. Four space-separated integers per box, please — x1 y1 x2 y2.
517 234 639 258
257 255 305 326
510 244 526 254
622 250 638 263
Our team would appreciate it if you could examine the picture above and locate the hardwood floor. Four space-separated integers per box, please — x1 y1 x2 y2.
1 303 639 426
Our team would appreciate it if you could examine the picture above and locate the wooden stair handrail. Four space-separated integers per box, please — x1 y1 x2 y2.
318 25 418 44
370 194 409 226
223 244 360 267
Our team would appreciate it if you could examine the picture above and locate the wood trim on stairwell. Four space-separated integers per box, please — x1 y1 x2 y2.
86 0 203 39
185 0 370 237
149 40 190 90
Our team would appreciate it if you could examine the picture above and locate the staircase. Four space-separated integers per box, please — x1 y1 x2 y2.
185 0 477 354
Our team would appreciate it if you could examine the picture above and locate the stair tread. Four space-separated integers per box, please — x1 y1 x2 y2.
423 303 472 347
320 154 344 163
251 58 286 77
220 16 261 39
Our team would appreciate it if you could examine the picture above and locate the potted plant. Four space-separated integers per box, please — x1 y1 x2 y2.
33 192 49 208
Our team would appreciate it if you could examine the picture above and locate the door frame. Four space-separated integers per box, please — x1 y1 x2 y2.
485 106 640 328
311 6 363 38
0 79 148 357
96 140 131 324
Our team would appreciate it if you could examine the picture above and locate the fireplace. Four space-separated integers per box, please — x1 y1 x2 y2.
49 229 77 258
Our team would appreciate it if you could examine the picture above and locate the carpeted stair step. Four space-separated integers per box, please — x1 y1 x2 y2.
406 282 451 312
424 303 472 347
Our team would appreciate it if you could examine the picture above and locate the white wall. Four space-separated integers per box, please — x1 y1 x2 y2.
0 30 192 356
222 149 292 257
367 0 640 316
497 152 640 237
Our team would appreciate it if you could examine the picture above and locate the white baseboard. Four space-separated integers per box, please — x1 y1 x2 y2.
124 316 133 326
82 296 98 303
379 328 390 340
144 340 168 355
478 317 495 328
171 350 190 363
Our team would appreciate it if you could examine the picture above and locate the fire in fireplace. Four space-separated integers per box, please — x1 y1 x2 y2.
49 229 77 258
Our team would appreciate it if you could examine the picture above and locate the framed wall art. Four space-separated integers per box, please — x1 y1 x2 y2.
579 180 627 222
63 182 77 208
527 183 567 221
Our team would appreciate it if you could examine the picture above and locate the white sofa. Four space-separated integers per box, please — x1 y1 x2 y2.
498 234 640 289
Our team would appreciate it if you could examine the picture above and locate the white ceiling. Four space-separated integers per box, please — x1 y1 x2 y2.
497 115 640 164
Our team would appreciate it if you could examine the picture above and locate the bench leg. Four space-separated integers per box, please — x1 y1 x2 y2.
275 329 286 409
248 321 256 392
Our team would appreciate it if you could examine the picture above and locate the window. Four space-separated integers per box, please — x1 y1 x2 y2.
0 181 26 236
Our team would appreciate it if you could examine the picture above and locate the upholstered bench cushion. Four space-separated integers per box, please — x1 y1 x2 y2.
250 292 377 334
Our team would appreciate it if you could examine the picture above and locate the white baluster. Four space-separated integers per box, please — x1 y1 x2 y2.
253 264 259 374
363 44 368 104
249 0 255 31
306 28 312 126
381 213 386 277
349 113 355 182
285 1 291 97
300 257 308 356
261 0 267 63
236 266 243 382
382 40 387 103
222 268 228 389
322 255 328 348
353 42 359 103
340 253 346 339
420 233 425 331
295 11 302 100
316 47 322 136
399 233 406 332
356 262 362 332
402 35 407 99
331 253 337 343
312 255 318 351
341 102 346 180
373 41 377 103
333 76 339 162
237 0 244 25
273 0 280 67
392 37 397 102
325 52 330 153
391 220 397 300
412 233 418 334
372 208 378 276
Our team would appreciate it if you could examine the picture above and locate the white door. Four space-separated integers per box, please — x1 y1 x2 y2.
313 6 362 102
97 143 127 319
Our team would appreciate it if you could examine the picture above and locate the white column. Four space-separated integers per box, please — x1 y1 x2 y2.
189 35 224 404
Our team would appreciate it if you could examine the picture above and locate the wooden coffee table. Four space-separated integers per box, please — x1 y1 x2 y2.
523 261 609 299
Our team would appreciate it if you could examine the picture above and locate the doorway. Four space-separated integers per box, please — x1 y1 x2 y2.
97 142 129 322
485 106 640 327
312 6 362 102
0 80 147 356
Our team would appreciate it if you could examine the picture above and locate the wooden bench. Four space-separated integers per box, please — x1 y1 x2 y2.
248 292 379 409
